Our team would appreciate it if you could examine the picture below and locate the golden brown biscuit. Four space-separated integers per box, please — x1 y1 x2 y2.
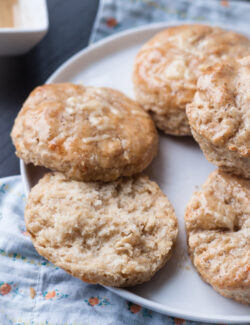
25 172 178 287
11 84 158 181
185 170 250 304
187 56 250 178
133 25 250 136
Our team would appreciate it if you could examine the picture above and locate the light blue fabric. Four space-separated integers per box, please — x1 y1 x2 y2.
90 0 250 43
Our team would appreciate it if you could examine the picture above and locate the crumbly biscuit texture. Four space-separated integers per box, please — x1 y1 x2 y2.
11 83 158 181
187 56 250 178
185 170 250 304
25 172 178 287
133 25 250 135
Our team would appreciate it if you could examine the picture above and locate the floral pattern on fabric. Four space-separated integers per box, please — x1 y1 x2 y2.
128 302 152 317
42 289 69 301
220 0 229 8
0 249 58 268
85 296 111 307
0 183 8 194
174 318 186 325
0 281 24 298
0 282 12 296
105 17 119 28
90 0 250 44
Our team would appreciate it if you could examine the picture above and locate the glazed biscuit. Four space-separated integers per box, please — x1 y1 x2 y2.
133 25 250 136
185 170 250 304
187 56 250 178
25 172 178 287
11 84 158 181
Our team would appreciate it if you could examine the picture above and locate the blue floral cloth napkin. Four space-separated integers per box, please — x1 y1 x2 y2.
1 0 250 324
90 0 250 43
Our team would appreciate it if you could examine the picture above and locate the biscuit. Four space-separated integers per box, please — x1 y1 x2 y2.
25 172 178 287
133 25 250 136
185 170 250 304
11 84 158 181
187 56 250 178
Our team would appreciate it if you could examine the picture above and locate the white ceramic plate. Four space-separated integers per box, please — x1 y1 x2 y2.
20 22 250 324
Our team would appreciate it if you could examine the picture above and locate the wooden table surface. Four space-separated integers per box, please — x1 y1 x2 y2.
0 0 99 177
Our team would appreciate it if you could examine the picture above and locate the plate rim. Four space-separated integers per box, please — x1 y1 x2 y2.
20 21 250 323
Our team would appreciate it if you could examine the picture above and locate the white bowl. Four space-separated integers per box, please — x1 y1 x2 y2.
0 0 48 55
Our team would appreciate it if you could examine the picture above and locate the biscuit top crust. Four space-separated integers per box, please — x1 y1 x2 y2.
11 84 158 180
185 170 250 289
187 56 250 158
25 172 178 286
134 25 250 111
